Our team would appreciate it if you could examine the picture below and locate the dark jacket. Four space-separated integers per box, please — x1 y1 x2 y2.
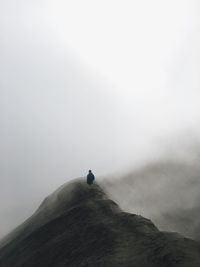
87 172 95 185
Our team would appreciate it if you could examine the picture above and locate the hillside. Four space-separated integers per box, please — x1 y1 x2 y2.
0 179 200 266
104 159 200 240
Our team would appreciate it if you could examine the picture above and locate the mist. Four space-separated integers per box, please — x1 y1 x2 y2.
103 139 200 240
1 0 200 238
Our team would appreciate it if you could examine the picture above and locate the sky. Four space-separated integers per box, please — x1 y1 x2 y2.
0 0 200 237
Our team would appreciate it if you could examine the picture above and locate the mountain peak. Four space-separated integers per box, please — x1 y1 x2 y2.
0 179 200 267
38 179 108 212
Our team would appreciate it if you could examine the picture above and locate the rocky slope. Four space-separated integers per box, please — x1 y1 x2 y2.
0 179 200 266
104 160 200 240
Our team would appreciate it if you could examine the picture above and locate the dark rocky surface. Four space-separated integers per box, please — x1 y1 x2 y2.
0 179 200 266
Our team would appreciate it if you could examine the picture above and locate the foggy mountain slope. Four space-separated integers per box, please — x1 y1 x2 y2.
104 158 200 240
0 180 200 266
0 179 107 248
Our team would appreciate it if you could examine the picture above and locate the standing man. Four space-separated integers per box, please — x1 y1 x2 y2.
87 170 95 185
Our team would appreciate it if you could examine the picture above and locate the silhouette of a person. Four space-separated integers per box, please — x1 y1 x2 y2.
87 170 95 185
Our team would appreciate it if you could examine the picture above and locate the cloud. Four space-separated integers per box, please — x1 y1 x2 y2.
104 138 200 240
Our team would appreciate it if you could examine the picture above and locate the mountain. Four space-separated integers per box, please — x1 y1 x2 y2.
0 179 200 267
104 159 200 240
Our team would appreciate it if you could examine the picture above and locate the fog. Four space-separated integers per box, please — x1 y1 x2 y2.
0 0 200 238
103 138 200 240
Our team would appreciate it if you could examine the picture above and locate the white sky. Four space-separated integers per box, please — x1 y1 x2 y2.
48 0 199 88
48 0 200 143
0 0 200 237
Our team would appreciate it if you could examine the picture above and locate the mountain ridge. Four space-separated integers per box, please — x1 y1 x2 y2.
0 179 200 266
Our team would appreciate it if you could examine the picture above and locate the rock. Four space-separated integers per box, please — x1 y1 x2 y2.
0 179 200 266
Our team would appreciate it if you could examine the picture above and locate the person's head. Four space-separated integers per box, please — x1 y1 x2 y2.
89 170 92 173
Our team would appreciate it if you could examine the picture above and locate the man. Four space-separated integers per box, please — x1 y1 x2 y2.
87 170 95 185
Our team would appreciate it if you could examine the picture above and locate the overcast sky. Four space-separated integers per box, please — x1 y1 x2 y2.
0 0 200 238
